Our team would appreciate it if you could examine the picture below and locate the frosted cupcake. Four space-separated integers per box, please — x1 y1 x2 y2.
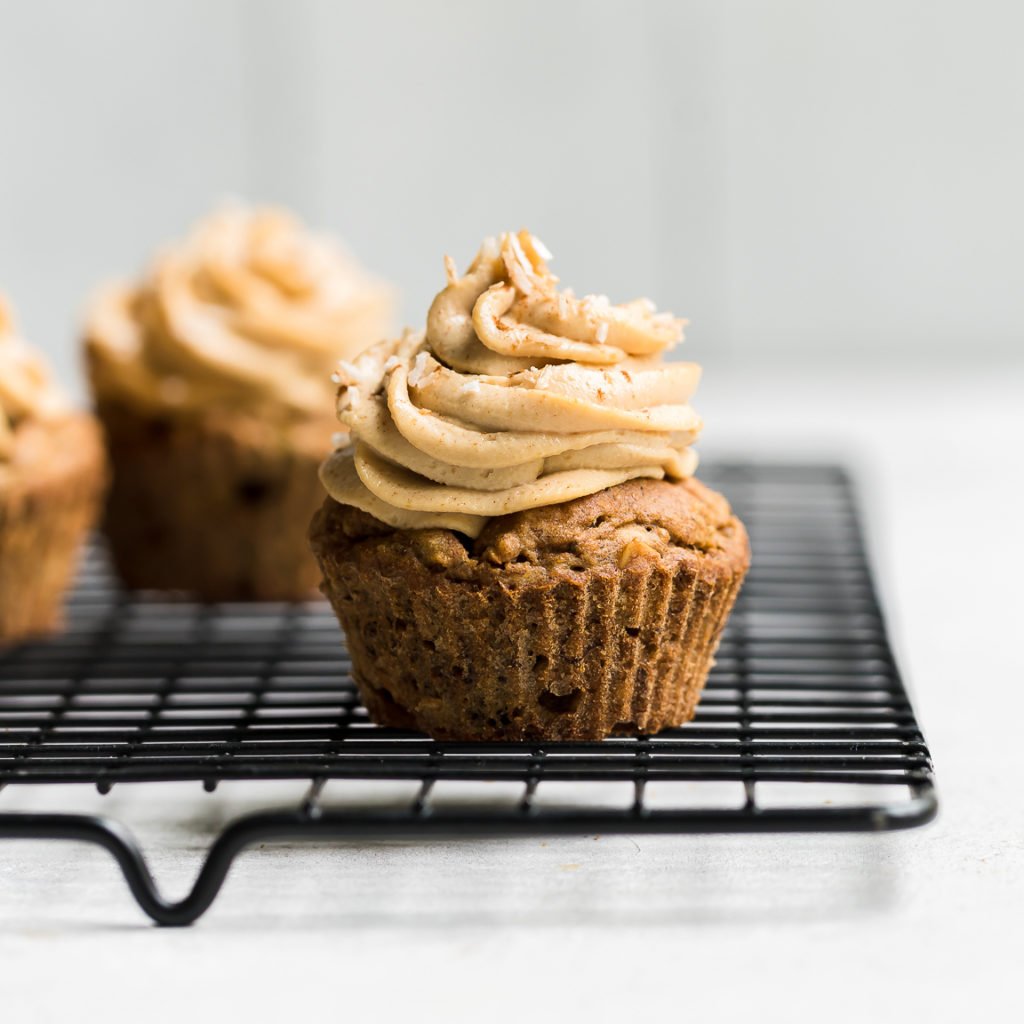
0 296 105 644
311 232 748 740
85 206 393 600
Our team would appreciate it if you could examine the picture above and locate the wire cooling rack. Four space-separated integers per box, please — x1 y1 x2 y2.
0 462 935 924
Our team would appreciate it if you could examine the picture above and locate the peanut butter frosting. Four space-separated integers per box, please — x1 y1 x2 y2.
320 231 702 538
85 206 393 422
0 295 68 462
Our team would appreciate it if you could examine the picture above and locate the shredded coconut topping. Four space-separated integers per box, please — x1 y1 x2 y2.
443 254 459 285
531 236 553 260
407 350 431 387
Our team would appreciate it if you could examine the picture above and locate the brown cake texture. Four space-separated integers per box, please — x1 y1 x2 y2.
98 399 335 601
311 476 750 740
0 415 106 644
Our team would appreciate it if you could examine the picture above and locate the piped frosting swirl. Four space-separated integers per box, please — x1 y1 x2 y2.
85 206 393 422
320 232 702 538
0 296 68 462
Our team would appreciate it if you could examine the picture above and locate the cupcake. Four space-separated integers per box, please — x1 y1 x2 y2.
311 231 749 741
0 296 106 644
85 205 393 601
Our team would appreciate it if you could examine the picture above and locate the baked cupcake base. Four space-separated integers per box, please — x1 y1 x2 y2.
311 477 749 741
0 415 106 645
97 400 335 602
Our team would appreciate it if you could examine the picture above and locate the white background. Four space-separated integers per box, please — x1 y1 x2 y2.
1 0 1021 383
1 2 1022 1020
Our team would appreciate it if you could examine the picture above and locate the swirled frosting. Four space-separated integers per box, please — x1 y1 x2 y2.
85 206 394 422
320 231 702 538
0 295 68 462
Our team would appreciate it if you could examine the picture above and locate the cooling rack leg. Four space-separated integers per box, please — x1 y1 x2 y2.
0 810 326 926
0 812 215 926
0 808 406 926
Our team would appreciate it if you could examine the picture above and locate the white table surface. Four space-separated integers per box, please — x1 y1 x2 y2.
2 360 1021 1022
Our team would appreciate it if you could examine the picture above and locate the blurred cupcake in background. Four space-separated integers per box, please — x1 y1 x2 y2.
85 205 393 601
1 296 106 644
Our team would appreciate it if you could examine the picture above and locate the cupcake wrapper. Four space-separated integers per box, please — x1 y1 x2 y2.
0 417 106 645
97 400 332 601
312 498 749 741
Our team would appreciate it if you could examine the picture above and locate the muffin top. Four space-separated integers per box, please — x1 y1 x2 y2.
320 231 702 538
0 295 68 464
85 205 393 423
317 475 743 577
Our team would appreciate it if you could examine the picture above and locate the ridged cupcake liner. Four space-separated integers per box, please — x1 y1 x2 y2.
311 492 749 741
96 399 334 601
0 416 106 645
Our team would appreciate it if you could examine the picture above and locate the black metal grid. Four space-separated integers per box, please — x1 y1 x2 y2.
0 462 936 924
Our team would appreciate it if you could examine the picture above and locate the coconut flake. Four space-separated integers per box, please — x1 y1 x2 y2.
530 234 553 260
595 322 609 343
527 365 559 391
334 358 365 385
503 233 536 294
407 350 430 387
443 254 459 285
581 294 610 317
